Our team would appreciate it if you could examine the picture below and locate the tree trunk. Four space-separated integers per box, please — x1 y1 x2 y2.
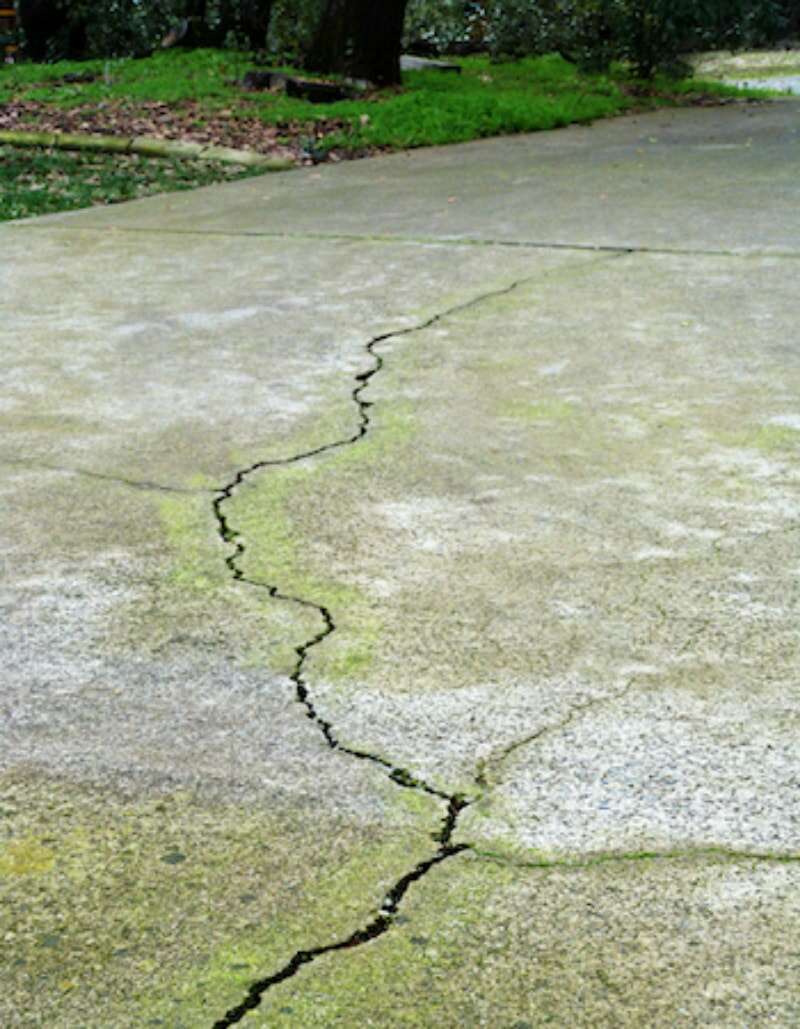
350 0 408 85
240 0 274 50
306 0 408 86
17 0 66 60
305 0 352 76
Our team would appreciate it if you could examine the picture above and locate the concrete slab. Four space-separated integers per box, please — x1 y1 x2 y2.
248 852 800 1026
3 100 799 1024
731 75 800 94
19 101 800 254
226 250 800 849
400 55 462 73
0 228 549 487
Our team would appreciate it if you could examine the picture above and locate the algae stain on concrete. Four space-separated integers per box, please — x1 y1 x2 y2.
229 402 418 684
237 473 383 682
159 492 225 595
0 837 55 876
124 396 416 684
751 424 800 452
503 398 578 423
0 774 444 1025
137 815 441 1026
106 488 318 675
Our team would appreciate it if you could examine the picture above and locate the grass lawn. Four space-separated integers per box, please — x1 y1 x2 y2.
0 145 261 221
1 48 768 147
0 48 773 221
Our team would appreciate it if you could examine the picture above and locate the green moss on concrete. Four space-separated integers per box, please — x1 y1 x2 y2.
160 492 224 594
0 771 440 1027
716 421 800 454
249 850 800 1026
0 837 56 877
227 403 417 685
108 489 320 674
109 389 416 685
470 844 800 870
751 424 800 452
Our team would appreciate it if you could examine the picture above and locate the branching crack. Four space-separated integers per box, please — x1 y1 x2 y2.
474 676 640 793
210 256 630 1022
209 276 567 1025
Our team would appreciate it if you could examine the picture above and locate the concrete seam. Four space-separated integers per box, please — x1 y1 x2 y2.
9 221 800 260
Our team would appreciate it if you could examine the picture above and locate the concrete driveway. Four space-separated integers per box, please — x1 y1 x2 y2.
2 99 799 1026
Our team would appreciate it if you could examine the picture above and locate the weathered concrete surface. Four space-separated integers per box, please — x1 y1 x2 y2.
0 228 544 486
250 852 800 1026
28 101 800 253
2 100 800 1025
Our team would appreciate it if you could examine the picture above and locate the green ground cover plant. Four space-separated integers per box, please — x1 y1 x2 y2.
0 48 766 152
0 144 260 221
0 49 772 222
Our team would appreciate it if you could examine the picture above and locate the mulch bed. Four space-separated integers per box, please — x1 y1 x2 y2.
0 98 364 164
0 90 755 169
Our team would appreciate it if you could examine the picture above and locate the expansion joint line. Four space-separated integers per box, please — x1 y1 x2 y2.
209 274 565 1026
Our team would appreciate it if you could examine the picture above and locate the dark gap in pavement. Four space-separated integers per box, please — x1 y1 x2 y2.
208 256 627 1024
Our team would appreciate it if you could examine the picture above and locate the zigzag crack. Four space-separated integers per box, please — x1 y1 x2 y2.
208 282 541 1026
211 842 469 1028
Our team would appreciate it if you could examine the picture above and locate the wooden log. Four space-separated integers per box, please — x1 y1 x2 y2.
131 137 205 159
0 130 133 152
0 130 294 170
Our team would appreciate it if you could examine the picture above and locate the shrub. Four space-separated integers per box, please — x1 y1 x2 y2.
488 0 559 59
19 0 799 67
67 0 180 59
688 0 792 49
563 0 795 78
266 0 323 64
403 1 490 55
404 0 797 75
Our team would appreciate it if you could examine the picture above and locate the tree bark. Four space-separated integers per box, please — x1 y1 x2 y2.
305 0 352 76
17 0 87 60
306 0 408 86
240 0 274 50
350 0 408 85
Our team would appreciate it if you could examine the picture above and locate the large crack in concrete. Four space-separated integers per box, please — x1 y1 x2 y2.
207 279 546 1025
208 255 630 1024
